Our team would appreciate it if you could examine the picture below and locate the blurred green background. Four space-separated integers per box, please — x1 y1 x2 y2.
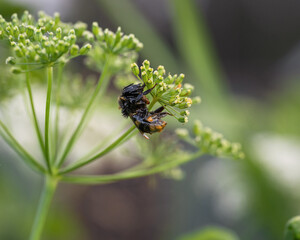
1 0 300 239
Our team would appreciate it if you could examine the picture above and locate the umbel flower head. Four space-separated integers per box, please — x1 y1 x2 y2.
0 11 91 71
85 23 143 74
176 120 245 160
131 60 201 123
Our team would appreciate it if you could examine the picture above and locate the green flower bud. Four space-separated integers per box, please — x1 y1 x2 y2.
13 46 23 57
180 88 191 97
6 56 16 65
82 30 94 42
11 13 19 23
146 68 153 79
175 73 184 85
126 34 135 48
92 22 99 36
45 20 55 31
135 41 143 51
185 97 193 107
12 26 19 38
34 29 42 42
131 63 139 76
70 44 79 56
79 43 92 55
178 116 188 123
74 21 87 37
141 71 147 82
56 27 62 39
114 27 122 46
54 12 60 25
57 40 65 52
157 65 165 76
143 60 150 70
104 29 114 47
165 75 174 84
18 33 26 44
26 25 34 38
180 110 190 116
68 34 76 45
121 35 129 47
11 67 22 74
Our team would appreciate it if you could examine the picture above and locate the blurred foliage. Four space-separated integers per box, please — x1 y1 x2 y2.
0 0 26 20
267 80 300 136
177 226 239 240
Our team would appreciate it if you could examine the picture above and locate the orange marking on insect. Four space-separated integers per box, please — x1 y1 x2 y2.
135 121 140 127
150 125 156 131
142 96 150 104
147 116 153 122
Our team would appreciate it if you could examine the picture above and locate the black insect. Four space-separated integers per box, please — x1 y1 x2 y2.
118 83 170 139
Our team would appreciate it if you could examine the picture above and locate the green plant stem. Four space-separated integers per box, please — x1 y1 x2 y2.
53 63 64 161
45 67 53 174
56 58 111 168
59 125 136 174
61 151 202 184
29 176 58 240
59 98 158 174
0 120 46 174
25 71 46 159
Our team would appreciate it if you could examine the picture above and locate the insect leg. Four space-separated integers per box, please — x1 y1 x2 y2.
143 84 157 95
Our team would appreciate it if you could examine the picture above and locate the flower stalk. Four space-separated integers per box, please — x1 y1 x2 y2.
29 175 58 240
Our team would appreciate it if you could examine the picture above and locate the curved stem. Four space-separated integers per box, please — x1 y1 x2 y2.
59 97 159 174
29 176 58 240
61 151 203 184
56 57 111 168
25 71 46 160
0 120 46 174
59 125 136 174
45 67 53 174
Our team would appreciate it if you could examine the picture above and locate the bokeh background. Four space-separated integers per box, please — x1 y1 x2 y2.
1 0 300 239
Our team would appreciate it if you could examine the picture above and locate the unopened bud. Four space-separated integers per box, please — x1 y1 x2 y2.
79 43 92 55
131 63 139 76
6 56 16 65
11 67 22 74
178 116 188 123
143 60 150 70
70 44 79 56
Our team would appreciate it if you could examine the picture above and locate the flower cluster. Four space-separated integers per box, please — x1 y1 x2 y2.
90 23 143 54
176 120 244 160
131 60 201 123
85 23 143 74
0 11 91 71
